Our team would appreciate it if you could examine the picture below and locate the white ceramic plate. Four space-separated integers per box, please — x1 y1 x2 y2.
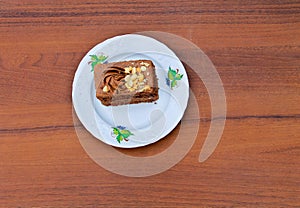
72 34 189 148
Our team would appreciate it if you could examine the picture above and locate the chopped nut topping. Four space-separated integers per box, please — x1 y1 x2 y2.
123 71 148 91
124 67 131 73
140 62 150 67
138 74 144 82
121 62 152 92
143 85 150 91
131 73 137 81
125 75 131 82
125 83 131 89
132 67 137 74
127 80 133 87
103 85 109 92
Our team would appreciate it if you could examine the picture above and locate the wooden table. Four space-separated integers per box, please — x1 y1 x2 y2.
1 1 299 207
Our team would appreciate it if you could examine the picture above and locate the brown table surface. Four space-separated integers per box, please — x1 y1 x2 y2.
1 1 299 207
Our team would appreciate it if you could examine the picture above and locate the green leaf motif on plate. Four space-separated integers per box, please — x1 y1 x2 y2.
112 126 133 143
88 54 108 72
166 66 183 89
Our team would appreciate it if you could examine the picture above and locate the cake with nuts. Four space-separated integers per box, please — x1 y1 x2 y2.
94 60 159 106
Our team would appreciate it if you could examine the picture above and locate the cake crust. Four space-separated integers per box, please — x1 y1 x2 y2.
94 60 159 106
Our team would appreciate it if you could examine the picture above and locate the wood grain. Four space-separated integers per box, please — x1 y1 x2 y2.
0 0 299 207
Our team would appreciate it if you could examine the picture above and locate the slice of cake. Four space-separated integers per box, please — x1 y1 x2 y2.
94 60 159 106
